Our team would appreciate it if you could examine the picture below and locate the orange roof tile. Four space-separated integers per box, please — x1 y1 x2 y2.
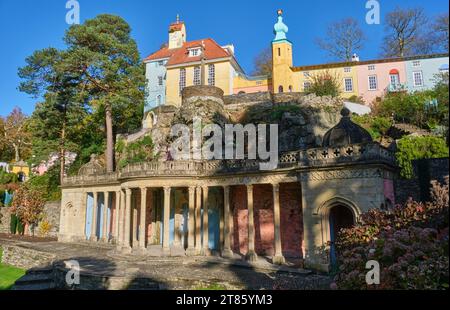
144 38 231 66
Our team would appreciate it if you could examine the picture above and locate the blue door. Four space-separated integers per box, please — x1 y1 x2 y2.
85 193 93 239
208 206 220 250
106 194 112 240
181 204 188 248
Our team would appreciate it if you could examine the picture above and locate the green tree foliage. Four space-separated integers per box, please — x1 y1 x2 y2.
62 14 145 172
18 15 145 176
305 70 341 97
352 115 393 141
396 136 449 179
116 135 155 168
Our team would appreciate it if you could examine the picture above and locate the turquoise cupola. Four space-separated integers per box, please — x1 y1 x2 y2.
273 9 288 41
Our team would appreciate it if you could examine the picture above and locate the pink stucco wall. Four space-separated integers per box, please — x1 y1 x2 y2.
233 85 270 94
231 184 303 258
356 61 406 105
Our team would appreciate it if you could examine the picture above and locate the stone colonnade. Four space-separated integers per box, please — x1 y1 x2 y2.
84 183 286 264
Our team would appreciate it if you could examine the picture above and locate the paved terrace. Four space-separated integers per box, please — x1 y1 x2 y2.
0 236 332 290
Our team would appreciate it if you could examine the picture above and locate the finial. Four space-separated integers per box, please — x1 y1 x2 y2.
176 14 180 23
277 9 283 16
341 107 351 117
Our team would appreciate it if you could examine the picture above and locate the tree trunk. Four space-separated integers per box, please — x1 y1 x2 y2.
60 120 66 184
13 144 20 162
105 104 115 172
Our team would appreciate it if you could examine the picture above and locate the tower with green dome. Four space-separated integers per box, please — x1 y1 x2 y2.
271 9 294 93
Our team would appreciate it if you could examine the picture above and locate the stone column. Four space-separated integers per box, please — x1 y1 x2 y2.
90 192 99 242
246 184 258 261
186 186 196 255
123 188 132 252
132 196 138 247
272 183 285 264
222 185 233 258
102 191 109 242
195 186 202 253
120 189 126 246
162 186 171 253
139 187 147 250
114 191 121 243
82 191 88 239
202 186 209 255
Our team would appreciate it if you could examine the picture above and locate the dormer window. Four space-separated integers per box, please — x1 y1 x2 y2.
189 48 201 57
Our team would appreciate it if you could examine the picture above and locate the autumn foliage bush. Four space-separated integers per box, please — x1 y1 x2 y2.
334 177 449 289
10 183 45 236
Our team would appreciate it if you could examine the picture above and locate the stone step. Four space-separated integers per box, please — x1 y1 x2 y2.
12 282 56 290
26 266 54 275
15 273 54 285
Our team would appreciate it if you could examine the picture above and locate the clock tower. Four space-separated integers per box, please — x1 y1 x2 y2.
168 14 186 49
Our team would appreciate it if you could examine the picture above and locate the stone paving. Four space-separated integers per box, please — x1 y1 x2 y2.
0 237 332 290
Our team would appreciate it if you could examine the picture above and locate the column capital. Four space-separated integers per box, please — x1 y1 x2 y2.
202 185 209 191
125 188 132 194
188 186 196 194
246 184 253 192
140 186 147 194
272 183 280 192
163 186 171 194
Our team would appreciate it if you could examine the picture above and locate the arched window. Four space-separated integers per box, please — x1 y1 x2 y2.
278 85 284 93
179 68 186 96
208 64 215 86
289 85 293 92
389 69 400 86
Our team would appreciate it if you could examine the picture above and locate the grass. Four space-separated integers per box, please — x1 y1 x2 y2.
195 283 227 290
0 246 26 290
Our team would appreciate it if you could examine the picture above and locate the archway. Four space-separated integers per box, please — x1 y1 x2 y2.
329 205 354 265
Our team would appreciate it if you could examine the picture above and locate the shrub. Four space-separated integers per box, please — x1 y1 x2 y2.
38 219 52 237
305 70 341 98
10 184 45 235
352 115 393 141
333 177 449 290
27 167 61 201
396 136 449 179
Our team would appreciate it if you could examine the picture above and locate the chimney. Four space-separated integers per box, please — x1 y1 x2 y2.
352 53 360 62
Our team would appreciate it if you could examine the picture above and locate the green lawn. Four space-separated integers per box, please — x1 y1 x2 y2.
0 247 26 290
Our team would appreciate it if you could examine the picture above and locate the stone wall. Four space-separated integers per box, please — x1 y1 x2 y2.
394 157 449 204
0 244 56 269
0 201 60 237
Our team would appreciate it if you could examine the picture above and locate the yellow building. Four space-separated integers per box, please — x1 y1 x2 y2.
144 19 245 107
10 160 30 182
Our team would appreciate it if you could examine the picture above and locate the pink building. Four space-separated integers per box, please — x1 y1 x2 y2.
355 59 407 106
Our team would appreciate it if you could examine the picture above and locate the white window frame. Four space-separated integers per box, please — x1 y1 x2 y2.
303 81 311 91
368 75 378 91
193 66 201 86
413 71 424 87
344 77 353 92
179 68 186 95
412 60 421 67
344 67 351 73
189 48 201 57
303 71 310 77
368 65 375 71
158 76 163 86
208 64 215 86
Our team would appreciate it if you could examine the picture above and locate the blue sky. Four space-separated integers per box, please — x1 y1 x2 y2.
0 0 448 116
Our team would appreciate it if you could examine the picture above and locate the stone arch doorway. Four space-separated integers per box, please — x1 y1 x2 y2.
316 197 359 265
329 205 354 264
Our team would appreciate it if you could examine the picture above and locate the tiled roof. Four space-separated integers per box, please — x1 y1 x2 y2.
292 53 449 72
144 38 231 66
